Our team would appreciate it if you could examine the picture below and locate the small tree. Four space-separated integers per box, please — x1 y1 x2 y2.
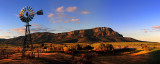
41 43 44 47
143 45 149 51
76 44 82 50
84 45 93 50
93 43 114 53
50 44 52 47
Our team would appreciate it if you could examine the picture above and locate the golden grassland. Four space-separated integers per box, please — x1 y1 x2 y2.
42 42 160 48
1 42 160 48
1 42 160 64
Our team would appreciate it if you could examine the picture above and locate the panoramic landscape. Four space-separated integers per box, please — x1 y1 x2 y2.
0 0 160 64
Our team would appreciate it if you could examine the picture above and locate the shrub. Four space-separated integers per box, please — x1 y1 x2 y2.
143 45 149 51
118 45 121 49
84 45 93 50
56 47 63 51
47 47 54 51
73 53 98 64
63 45 77 54
63 47 69 53
13 47 22 52
41 43 44 47
76 44 82 50
93 43 114 52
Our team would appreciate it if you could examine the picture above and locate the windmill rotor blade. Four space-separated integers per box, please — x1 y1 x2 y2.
21 9 24 12
19 6 37 22
20 16 23 19
30 10 34 12
27 6 30 11
27 6 29 11
29 6 32 11
19 15 23 17
24 6 26 12
30 8 33 11
29 6 31 9
30 11 34 14
22 8 25 12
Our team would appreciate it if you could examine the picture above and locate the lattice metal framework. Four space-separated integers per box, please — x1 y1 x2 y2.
19 6 43 58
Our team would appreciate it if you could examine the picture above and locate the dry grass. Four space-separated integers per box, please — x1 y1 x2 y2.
1 42 160 64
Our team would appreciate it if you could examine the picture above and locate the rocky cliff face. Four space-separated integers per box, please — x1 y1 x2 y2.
56 27 123 38
2 27 140 44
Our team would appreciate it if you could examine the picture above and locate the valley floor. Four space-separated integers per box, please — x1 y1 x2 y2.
0 48 160 64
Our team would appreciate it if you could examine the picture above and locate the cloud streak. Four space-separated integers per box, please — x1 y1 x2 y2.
0 36 10 38
66 6 77 12
9 23 56 35
5 32 11 34
143 26 160 33
152 26 160 31
82 11 90 14
31 23 55 32
10 28 25 35
48 13 54 17
152 26 160 29
48 6 89 24
71 19 80 21
56 6 64 12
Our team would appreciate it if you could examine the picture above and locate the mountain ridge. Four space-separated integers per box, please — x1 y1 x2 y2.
0 27 141 44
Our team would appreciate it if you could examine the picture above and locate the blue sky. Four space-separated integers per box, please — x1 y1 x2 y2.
0 0 160 42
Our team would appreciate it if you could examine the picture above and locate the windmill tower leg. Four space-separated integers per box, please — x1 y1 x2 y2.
22 22 34 58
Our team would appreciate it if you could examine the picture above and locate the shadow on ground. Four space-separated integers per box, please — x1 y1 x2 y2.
147 50 160 64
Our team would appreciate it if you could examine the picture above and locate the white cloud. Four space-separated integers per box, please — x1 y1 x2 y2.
5 32 11 34
52 21 56 23
71 19 80 21
57 20 62 22
143 26 160 33
9 23 51 34
48 6 85 24
56 13 66 18
31 23 56 32
31 23 48 32
66 6 77 12
56 6 64 12
10 28 25 35
75 21 80 24
64 21 70 23
0 36 10 38
63 18 80 23
48 13 54 17
152 26 160 29
82 11 90 14
152 26 160 31
144 30 148 33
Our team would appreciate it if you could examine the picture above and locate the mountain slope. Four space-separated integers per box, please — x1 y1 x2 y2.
0 39 6 43
3 27 140 44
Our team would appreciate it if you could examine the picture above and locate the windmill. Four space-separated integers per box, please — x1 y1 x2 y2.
19 6 43 58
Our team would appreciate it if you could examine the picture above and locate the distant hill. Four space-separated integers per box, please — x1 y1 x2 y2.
0 39 6 43
2 27 141 44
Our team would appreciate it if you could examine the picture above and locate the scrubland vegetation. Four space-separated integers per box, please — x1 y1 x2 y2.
0 42 160 64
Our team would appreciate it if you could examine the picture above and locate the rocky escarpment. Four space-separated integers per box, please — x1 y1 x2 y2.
2 27 140 44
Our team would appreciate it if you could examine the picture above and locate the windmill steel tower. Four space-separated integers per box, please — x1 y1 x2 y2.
19 6 43 58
